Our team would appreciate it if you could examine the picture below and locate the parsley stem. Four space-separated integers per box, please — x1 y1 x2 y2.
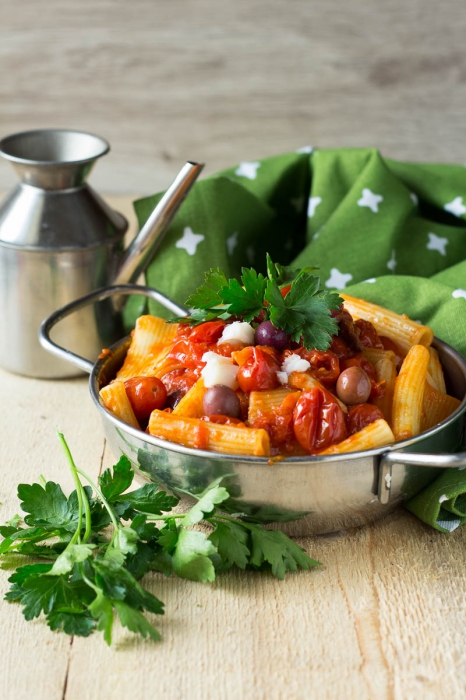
75 467 120 531
207 514 258 531
57 432 84 545
143 514 186 521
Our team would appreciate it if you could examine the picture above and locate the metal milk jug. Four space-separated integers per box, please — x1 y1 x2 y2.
0 129 129 378
0 129 202 379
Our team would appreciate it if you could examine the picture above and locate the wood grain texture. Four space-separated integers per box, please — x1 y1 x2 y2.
0 0 466 195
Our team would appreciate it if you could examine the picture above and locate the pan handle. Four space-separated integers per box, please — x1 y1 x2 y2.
378 448 466 504
39 284 188 374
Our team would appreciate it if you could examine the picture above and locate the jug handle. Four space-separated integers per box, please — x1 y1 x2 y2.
378 447 466 504
39 284 188 374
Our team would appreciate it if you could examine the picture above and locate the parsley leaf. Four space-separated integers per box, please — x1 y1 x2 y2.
18 481 78 532
172 529 217 583
248 526 321 580
220 268 267 321
208 521 250 570
182 255 342 351
185 268 229 312
99 455 134 500
265 273 342 350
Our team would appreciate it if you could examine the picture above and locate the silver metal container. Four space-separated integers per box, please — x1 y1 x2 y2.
40 285 466 536
0 129 202 378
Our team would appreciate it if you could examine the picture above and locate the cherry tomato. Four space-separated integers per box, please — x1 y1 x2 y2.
347 403 384 435
237 346 280 393
250 392 300 454
167 339 208 369
188 321 226 344
162 369 198 398
124 377 167 420
292 386 347 454
329 335 353 360
355 319 384 349
292 348 340 387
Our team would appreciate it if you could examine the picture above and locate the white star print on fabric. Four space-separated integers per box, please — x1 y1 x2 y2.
175 227 204 256
452 289 466 299
308 196 322 218
246 245 254 263
387 250 397 272
226 232 238 255
362 278 377 283
410 192 419 206
235 161 260 180
436 518 461 532
296 145 314 154
427 232 449 256
357 188 383 213
325 268 353 289
290 196 305 213
444 197 466 217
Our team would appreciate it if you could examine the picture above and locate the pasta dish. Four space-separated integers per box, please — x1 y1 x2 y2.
99 274 460 458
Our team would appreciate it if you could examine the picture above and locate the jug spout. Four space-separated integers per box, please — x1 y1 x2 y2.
113 161 204 287
0 129 110 190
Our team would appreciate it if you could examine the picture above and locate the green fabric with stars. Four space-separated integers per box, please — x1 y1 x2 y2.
128 147 466 534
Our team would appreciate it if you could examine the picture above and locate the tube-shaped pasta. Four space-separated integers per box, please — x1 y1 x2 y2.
392 344 430 440
421 381 461 432
340 294 433 354
248 388 298 422
173 377 207 418
100 381 140 429
427 347 446 394
318 419 395 454
148 411 270 456
117 315 179 379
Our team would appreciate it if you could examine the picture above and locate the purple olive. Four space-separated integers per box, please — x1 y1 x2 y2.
203 385 241 417
336 367 371 405
165 390 184 409
255 320 289 351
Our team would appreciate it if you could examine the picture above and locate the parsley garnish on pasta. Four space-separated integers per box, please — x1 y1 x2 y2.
178 254 342 351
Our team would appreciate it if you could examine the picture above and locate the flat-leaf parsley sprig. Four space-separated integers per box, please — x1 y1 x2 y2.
177 254 343 351
0 434 320 645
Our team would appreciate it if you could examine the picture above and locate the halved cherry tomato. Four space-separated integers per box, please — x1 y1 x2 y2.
293 386 347 454
124 377 167 420
167 339 209 369
237 346 281 393
329 335 353 360
347 403 384 435
291 348 340 387
187 321 226 344
355 319 384 349
162 369 198 398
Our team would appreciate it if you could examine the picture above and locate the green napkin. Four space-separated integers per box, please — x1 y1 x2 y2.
128 147 466 533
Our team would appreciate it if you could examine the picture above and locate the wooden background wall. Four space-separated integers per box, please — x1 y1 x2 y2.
1 0 465 195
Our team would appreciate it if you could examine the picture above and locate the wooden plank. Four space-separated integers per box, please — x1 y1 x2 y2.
0 0 465 195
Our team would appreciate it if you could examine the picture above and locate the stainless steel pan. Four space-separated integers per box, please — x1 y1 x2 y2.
40 285 466 536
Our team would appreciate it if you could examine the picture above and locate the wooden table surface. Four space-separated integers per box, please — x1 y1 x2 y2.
1 197 466 700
